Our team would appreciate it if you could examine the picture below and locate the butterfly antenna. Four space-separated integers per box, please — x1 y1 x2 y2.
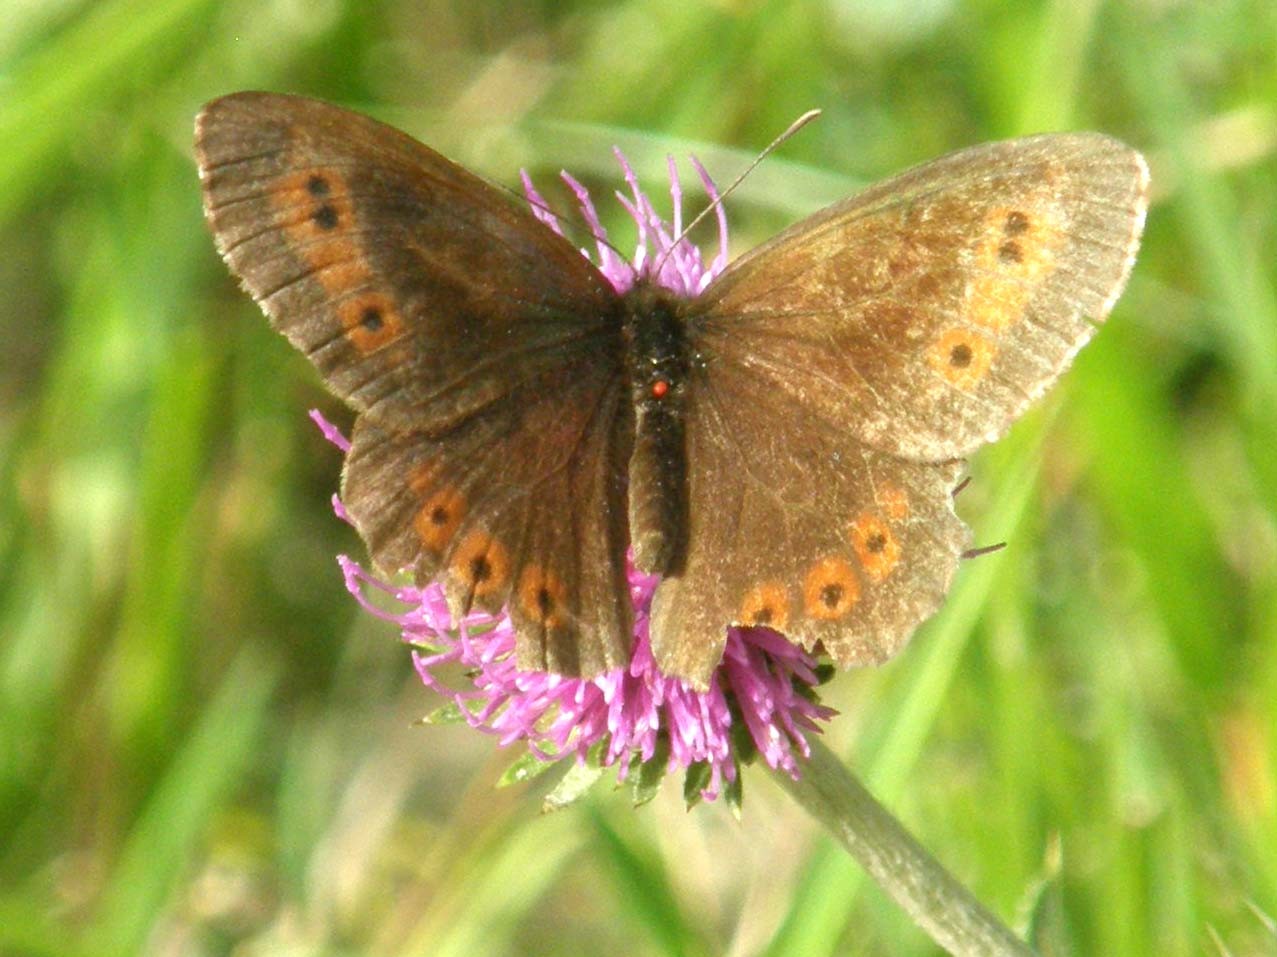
657 108 822 273
962 542 1007 560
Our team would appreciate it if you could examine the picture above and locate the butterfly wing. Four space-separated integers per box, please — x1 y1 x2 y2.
197 92 634 674
692 134 1149 460
650 378 969 684
652 134 1148 685
195 92 621 433
341 397 632 677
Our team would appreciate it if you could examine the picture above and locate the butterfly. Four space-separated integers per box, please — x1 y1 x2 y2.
196 92 1148 691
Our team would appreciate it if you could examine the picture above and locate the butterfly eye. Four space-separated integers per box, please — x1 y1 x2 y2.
650 379 670 399
997 240 1024 264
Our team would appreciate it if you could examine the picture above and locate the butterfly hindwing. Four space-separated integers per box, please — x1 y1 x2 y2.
342 363 634 676
649 368 969 684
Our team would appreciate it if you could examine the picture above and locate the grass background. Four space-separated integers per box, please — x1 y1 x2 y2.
1 0 1275 954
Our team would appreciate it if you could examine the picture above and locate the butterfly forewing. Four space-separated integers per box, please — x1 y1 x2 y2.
197 92 635 675
195 92 619 434
690 134 1150 461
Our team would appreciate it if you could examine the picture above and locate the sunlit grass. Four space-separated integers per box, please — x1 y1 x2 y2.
2 1 1274 954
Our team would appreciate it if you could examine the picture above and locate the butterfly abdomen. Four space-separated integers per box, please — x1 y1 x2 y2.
623 284 691 576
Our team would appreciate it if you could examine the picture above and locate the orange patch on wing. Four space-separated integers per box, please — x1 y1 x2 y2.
414 485 465 552
338 292 405 352
850 512 901 582
963 276 1030 333
928 327 996 390
878 483 910 521
273 168 356 241
740 582 790 630
303 246 371 296
964 202 1067 331
974 205 1066 278
271 169 388 311
450 530 510 601
803 557 861 621
518 565 568 630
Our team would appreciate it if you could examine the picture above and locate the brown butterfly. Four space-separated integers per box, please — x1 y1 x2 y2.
196 92 1148 690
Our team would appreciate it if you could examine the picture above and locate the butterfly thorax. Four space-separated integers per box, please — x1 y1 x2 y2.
621 280 691 577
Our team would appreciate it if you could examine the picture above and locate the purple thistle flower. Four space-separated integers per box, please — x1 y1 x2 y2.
318 150 836 803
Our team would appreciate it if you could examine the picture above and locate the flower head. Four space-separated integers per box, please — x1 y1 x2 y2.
322 151 835 804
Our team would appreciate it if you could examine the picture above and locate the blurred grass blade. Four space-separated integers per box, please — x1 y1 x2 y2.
0 0 216 224
588 807 713 957
397 809 586 957
88 650 278 957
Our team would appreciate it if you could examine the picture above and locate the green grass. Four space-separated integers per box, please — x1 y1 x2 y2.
2 0 1274 954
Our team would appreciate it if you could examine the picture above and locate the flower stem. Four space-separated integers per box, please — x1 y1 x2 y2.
774 739 1038 956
